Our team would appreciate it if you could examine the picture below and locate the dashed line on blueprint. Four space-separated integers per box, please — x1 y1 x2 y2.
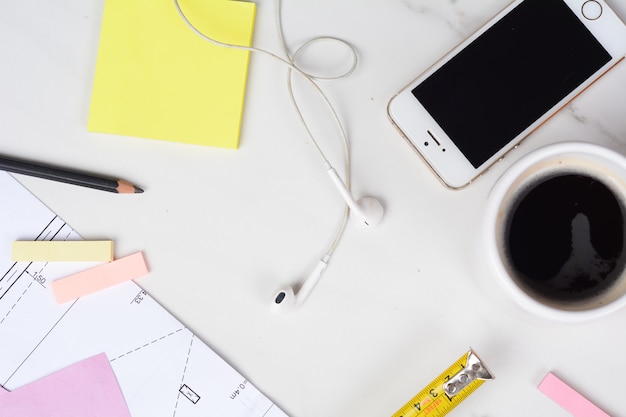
0 280 34 325
110 327 187 361
173 334 196 416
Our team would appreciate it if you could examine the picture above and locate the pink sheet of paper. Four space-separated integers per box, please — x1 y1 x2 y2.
538 372 609 417
0 353 131 417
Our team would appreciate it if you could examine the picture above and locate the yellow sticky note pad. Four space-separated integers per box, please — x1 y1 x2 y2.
87 0 256 148
12 241 114 262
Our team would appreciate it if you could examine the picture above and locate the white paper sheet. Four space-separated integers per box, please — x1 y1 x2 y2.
0 172 288 417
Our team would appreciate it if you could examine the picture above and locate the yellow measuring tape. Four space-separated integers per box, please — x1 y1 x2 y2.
391 349 494 417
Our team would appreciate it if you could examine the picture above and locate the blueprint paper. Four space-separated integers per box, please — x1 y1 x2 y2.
0 171 288 417
0 353 131 417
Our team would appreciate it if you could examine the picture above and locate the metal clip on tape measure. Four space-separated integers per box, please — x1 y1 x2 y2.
391 349 494 417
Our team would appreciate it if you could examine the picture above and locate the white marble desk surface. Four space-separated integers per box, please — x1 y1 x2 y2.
1 1 625 416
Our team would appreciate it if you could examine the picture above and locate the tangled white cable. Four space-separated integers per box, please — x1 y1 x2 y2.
173 0 383 312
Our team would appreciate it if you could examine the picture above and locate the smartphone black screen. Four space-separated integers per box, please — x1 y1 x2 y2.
412 0 612 168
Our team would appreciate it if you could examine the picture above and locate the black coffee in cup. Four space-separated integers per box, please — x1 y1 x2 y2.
503 172 626 304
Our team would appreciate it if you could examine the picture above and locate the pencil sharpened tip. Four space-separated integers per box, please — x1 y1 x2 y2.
117 179 143 194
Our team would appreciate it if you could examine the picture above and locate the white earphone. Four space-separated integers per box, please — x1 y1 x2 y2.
326 165 384 228
174 0 384 313
271 170 383 313
270 170 383 313
271 257 329 313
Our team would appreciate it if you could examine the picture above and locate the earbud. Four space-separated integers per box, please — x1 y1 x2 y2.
271 257 328 313
326 166 384 228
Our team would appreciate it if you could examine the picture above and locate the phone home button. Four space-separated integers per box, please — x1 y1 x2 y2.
581 0 602 20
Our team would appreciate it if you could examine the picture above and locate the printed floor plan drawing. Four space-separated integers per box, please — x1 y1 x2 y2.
0 172 288 417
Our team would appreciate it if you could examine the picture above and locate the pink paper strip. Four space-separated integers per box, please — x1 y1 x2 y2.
538 372 609 417
51 251 148 304
0 353 131 417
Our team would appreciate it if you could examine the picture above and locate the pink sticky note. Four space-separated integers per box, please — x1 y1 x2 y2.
538 372 610 417
0 353 131 417
51 251 148 303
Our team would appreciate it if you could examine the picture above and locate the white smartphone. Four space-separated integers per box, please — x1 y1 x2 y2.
388 0 626 189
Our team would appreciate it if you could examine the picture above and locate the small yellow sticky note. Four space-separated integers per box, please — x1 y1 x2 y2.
12 241 114 262
87 0 256 149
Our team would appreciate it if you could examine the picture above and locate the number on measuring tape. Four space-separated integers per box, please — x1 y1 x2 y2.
391 349 494 417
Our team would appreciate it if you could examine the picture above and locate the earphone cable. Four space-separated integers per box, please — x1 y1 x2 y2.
173 0 356 257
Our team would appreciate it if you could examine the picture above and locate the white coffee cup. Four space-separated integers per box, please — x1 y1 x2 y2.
481 142 626 322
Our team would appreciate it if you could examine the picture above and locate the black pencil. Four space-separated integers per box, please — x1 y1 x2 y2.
0 155 144 194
